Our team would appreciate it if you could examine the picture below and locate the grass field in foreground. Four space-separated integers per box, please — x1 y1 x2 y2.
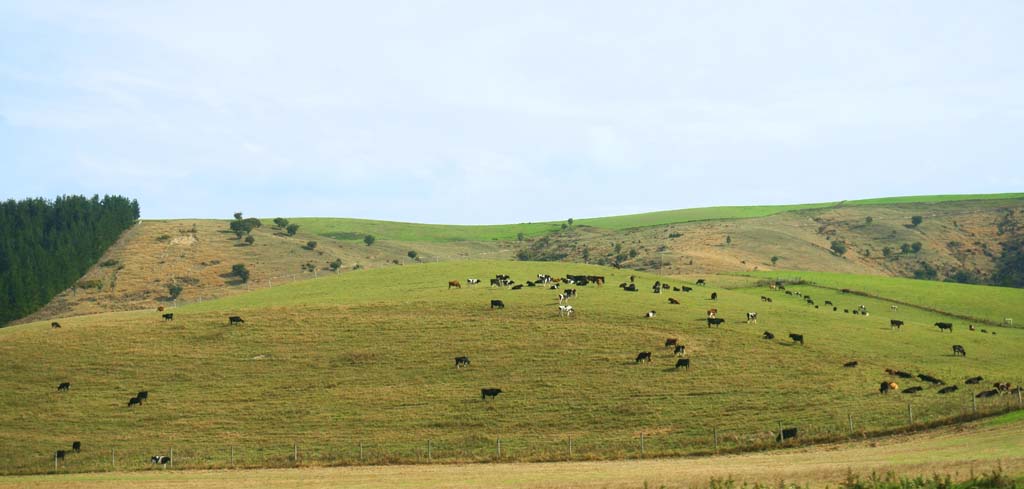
2 412 1021 488
2 261 1022 475
292 193 1024 242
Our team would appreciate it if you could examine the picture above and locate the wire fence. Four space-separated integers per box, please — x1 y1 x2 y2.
19 393 1022 476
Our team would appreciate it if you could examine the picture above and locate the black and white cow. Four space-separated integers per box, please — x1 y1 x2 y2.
745 312 757 323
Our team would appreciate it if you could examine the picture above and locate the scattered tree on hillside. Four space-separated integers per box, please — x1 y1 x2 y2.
305 241 318 250
771 256 779 266
581 246 590 262
900 243 912 254
234 212 243 220
830 240 848 256
330 259 343 271
286 223 300 236
911 215 923 227
231 264 250 283
628 248 639 259
568 218 574 226
993 236 1024 288
229 217 263 239
882 246 893 258
273 217 289 229
614 243 622 253
407 250 418 260
364 235 376 246
167 283 183 300
911 241 922 253
726 235 732 245
516 232 525 242
913 261 938 280
244 235 255 246
561 223 568 230
865 216 873 225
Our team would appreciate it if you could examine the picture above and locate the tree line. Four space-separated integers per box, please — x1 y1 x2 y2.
0 195 140 324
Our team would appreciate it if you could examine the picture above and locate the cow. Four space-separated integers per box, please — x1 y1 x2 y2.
969 324 976 331
746 312 757 323
710 292 718 301
151 455 171 465
675 358 690 369
843 361 858 368
558 305 575 317
643 310 656 318
994 382 1012 392
55 450 66 461
157 306 165 312
879 381 898 394
664 338 678 347
706 308 718 319
162 313 174 321
490 278 502 287
776 428 797 442
766 297 773 303
481 388 503 400
668 297 680 305
681 286 693 292
761 296 769 302
937 385 958 394
824 301 833 306
833 307 838 311
786 291 794 296
137 391 148 402
550 284 560 290
890 319 904 329
902 386 923 394
490 300 505 309
976 389 999 398
510 284 523 290
57 382 70 392
128 397 141 408
762 331 775 340
935 322 953 332
635 351 652 363
789 333 804 345
894 371 913 379
448 280 461 289
674 345 686 356
952 345 966 357
455 356 471 368
228 316 244 325
696 279 706 286
918 374 945 385
707 317 725 327
623 284 638 292
72 441 81 453
844 309 849 313
841 288 851 294
630 275 636 283
965 376 983 384
891 305 898 311
51 322 61 329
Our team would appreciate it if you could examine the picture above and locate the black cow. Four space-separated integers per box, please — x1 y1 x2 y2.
952 345 966 357
918 374 945 385
789 333 804 345
481 388 502 400
72 441 81 452
490 278 502 287
55 450 66 461
707 317 725 327
762 331 775 340
624 284 638 292
128 397 141 408
976 389 999 398
635 351 652 363
57 382 70 392
455 356 471 368
675 358 690 369
879 381 894 394
824 301 833 306
490 300 505 309
935 322 953 332
228 316 245 325
710 292 718 300
510 284 523 290
938 385 958 394
902 386 923 394
696 279 706 286
668 298 680 305
673 287 680 292
674 345 686 356
843 361 858 368
664 338 678 347
894 371 913 379
137 391 148 402
966 376 983 384
151 455 171 465
776 428 797 442
51 322 61 329
643 310 656 318
681 286 693 292
890 319 903 329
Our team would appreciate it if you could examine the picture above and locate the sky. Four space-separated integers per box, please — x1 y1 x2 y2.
1 1 1022 223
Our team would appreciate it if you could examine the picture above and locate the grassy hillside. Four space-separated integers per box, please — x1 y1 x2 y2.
2 261 1022 474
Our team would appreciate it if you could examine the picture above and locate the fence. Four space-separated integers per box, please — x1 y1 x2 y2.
17 393 1022 476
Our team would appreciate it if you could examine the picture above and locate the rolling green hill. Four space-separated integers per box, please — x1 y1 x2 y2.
3 260 1022 475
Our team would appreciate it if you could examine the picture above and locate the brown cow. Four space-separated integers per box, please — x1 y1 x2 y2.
448 280 461 289
706 308 718 319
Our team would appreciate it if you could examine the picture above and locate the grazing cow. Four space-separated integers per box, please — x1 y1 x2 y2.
51 322 61 329
467 278 481 286
526 281 536 287
902 386 923 394
761 296 769 302
673 287 680 292
918 374 945 385
128 397 141 408
696 279 706 286
935 322 953 332
789 333 804 345
952 345 966 357
55 450 66 461
550 284 560 290
776 428 797 442
853 310 860 315
481 388 503 400
890 319 904 329
72 441 81 452
490 300 505 309
786 291 793 296
681 286 693 292
664 338 678 347
965 376 983 384
843 361 858 368
137 391 148 402
57 382 70 392
635 351 652 363
455 356 470 368
162 313 174 321
623 284 638 292
980 329 988 333
824 301 833 306
938 385 958 394
668 297 680 305
643 310 656 318
891 305 898 311
674 345 686 356
994 382 1012 392
746 312 757 323
158 306 165 312
762 331 775 340
675 358 690 369
894 371 913 379
707 317 725 327
833 307 838 311
710 292 718 301
841 288 851 294
969 324 975 331
844 309 849 313
510 284 523 290
151 455 171 465
879 381 898 394
706 309 718 318
490 278 502 287
558 305 575 317
228 316 244 325
976 389 999 398
448 280 461 289
766 297 773 303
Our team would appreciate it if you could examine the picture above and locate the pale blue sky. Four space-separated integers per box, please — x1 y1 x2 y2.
1 2 1022 223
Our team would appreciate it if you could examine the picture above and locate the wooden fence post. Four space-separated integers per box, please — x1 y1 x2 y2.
713 427 719 452
230 447 234 465
169 448 173 468
111 448 115 469
293 443 297 463
359 442 363 461
640 433 645 457
496 438 501 458
568 436 573 457
973 394 978 413
848 413 854 433
54 452 57 471
427 439 432 461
